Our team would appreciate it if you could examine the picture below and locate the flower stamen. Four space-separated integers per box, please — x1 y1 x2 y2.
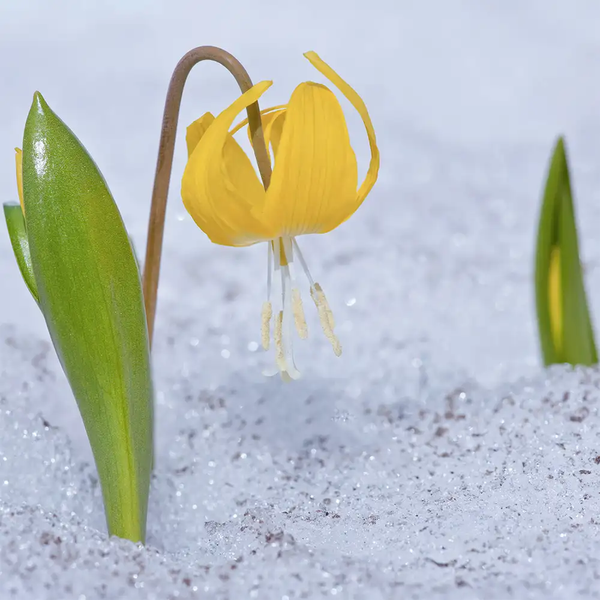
292 288 308 339
282 237 308 340
280 258 301 380
311 284 342 356
292 238 315 287
312 282 335 330
264 235 342 377
293 238 341 356
274 310 286 372
262 237 301 381
261 301 272 350
261 242 274 349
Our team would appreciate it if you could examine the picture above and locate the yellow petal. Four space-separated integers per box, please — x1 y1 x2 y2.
266 110 286 159
304 51 380 208
186 112 215 158
247 109 287 162
15 148 24 213
264 82 358 236
181 80 276 247
230 104 287 136
230 106 287 163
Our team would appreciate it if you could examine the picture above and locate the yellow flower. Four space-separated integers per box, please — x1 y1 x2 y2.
182 51 379 380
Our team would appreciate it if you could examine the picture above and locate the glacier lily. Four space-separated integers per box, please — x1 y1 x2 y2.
181 51 379 380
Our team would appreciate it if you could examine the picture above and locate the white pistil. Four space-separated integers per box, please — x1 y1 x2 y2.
280 259 301 380
260 242 273 350
267 238 300 380
261 242 274 350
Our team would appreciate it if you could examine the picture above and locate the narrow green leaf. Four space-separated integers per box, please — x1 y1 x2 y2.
22 92 153 542
3 203 39 303
534 136 597 366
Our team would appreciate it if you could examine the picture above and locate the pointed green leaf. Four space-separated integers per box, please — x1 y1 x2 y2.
22 92 153 542
3 203 39 303
534 136 597 366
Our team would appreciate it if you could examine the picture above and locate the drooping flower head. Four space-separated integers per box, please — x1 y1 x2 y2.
182 51 379 379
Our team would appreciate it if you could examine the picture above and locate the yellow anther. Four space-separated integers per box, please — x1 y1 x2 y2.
312 283 335 329
261 301 272 350
292 288 308 339
274 310 287 371
328 333 342 357
311 283 342 356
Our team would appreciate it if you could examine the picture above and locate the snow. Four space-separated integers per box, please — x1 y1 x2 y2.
2 1 600 598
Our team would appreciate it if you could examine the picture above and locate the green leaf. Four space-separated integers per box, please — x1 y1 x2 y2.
3 203 39 303
22 92 153 542
534 136 597 366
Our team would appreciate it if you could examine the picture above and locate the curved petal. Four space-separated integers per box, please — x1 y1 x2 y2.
230 106 287 164
264 82 358 236
186 112 215 158
266 110 286 158
305 51 380 208
15 148 24 213
252 108 287 160
247 109 287 162
181 81 276 247
230 104 287 136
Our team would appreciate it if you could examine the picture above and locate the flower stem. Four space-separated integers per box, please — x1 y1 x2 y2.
143 46 272 345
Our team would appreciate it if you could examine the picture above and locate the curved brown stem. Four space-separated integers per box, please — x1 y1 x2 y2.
142 45 272 346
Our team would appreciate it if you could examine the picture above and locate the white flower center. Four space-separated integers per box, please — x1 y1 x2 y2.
260 236 341 380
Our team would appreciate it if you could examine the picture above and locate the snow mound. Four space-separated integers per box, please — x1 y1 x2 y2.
2 328 600 599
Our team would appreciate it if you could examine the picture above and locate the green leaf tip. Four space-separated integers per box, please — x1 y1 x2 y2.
534 135 597 367
20 96 154 543
27 91 53 132
555 135 565 151
32 90 47 109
